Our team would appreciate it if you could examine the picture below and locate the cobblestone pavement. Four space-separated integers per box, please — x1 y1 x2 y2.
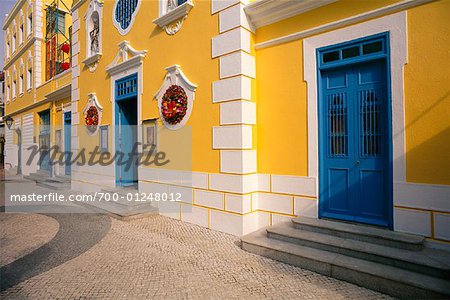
0 213 59 266
0 212 392 299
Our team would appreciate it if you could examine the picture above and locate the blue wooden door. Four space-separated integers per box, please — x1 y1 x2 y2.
319 61 389 227
115 74 138 187
64 111 71 175
39 110 51 173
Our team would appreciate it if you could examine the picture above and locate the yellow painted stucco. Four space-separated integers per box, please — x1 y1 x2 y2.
4 0 73 139
404 0 450 185
256 40 308 176
255 0 450 185
76 0 220 173
256 0 404 44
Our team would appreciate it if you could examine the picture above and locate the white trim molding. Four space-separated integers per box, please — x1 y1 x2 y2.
154 65 197 130
83 0 103 72
112 0 142 36
106 40 147 76
255 0 434 49
244 0 337 29
153 0 194 35
303 11 408 189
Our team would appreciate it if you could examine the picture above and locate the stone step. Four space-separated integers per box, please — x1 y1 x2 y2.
101 187 138 198
79 195 158 221
47 175 71 184
36 180 71 191
36 169 51 176
292 217 425 251
241 229 450 299
267 222 450 279
24 173 50 183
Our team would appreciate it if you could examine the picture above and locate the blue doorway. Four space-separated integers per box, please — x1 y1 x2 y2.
318 33 392 228
38 110 51 173
64 111 72 175
115 74 138 187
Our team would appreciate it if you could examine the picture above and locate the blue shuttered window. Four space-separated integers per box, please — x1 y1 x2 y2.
115 0 139 30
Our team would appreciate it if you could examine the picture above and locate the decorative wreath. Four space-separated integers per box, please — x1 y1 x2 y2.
161 85 188 125
85 105 99 132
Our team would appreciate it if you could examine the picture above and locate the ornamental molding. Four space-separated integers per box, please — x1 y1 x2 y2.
112 0 142 36
244 0 337 29
84 0 104 72
106 41 147 76
153 1 194 35
82 53 102 72
82 92 104 135
155 65 197 130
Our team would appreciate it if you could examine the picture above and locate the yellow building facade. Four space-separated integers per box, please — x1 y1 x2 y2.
3 0 73 176
4 0 450 243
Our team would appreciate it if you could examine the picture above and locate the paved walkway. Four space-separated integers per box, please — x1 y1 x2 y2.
0 209 392 299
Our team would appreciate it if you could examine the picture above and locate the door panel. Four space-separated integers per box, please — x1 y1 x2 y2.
320 60 389 227
116 98 138 186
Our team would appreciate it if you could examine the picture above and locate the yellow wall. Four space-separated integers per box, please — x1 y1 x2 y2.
256 0 403 44
256 40 308 176
404 0 450 185
76 0 220 173
5 0 73 115
4 0 36 115
255 0 450 185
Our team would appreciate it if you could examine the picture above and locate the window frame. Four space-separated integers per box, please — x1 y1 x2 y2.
12 33 16 53
19 74 24 95
112 0 142 35
19 23 24 45
99 125 109 152
27 67 33 91
27 12 33 37
12 80 17 99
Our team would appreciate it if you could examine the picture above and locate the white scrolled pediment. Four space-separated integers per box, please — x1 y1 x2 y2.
106 40 147 76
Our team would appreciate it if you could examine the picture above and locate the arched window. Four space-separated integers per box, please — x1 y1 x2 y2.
113 0 141 35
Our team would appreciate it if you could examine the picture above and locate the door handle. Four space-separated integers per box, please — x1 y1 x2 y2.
356 160 360 165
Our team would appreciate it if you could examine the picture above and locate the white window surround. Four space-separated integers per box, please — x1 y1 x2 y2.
112 0 142 36
107 40 146 166
19 74 24 95
27 12 33 37
83 0 104 72
303 11 408 193
7 85 11 102
19 23 24 45
154 64 197 130
12 80 17 99
106 40 147 76
12 33 17 53
153 0 194 35
27 67 33 91
26 51 33 91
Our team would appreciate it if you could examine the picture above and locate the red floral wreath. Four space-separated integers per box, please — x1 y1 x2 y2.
161 85 188 125
85 105 99 132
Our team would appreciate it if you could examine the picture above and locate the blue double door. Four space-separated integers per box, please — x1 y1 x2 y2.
115 74 138 187
319 60 390 227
